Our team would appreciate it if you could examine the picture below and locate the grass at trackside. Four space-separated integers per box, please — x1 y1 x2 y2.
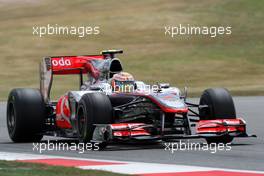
0 160 129 176
0 0 264 100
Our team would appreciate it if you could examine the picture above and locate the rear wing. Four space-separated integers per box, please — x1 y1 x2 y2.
40 50 123 102
51 55 104 75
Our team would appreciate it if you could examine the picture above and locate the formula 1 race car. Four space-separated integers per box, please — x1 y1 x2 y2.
7 50 253 148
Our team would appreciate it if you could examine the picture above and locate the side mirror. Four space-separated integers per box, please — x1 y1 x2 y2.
159 83 170 89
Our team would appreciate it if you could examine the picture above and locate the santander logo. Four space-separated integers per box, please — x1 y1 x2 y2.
52 58 71 66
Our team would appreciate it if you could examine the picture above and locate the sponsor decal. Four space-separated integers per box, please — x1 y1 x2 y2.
52 57 72 66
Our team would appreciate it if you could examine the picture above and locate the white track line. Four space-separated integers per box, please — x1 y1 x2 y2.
0 151 264 175
79 163 215 174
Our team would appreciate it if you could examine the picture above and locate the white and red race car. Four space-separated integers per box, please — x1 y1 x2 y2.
7 50 254 148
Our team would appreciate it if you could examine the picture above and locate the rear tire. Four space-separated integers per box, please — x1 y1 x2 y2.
77 93 112 146
199 88 236 144
7 89 45 142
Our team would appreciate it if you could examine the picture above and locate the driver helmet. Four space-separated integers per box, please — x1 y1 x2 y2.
111 72 135 93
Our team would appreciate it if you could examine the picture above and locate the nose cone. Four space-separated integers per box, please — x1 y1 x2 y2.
167 99 187 109
155 93 187 109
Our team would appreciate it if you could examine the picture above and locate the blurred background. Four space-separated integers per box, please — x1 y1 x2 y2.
0 0 263 100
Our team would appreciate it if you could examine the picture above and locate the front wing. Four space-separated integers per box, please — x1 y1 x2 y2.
91 118 255 143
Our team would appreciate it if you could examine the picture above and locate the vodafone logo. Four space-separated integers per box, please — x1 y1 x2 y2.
52 58 71 66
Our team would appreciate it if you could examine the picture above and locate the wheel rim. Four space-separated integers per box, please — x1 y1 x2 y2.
7 103 16 135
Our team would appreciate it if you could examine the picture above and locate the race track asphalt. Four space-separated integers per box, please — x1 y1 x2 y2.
0 97 263 171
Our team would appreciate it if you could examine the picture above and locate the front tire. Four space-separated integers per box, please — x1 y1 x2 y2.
77 93 112 145
199 88 236 144
7 89 45 142
205 135 234 144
